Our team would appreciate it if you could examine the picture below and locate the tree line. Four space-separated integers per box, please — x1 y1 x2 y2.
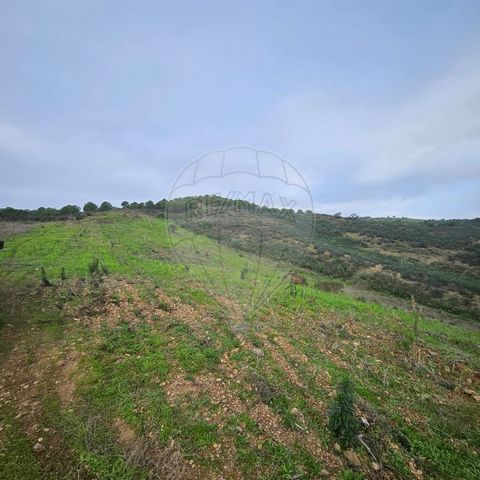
0 196 304 222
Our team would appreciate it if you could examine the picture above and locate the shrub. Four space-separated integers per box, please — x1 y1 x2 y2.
157 300 173 312
60 204 81 215
240 266 248 280
290 274 307 285
328 376 360 448
41 267 52 287
99 201 113 211
83 201 98 212
316 279 344 292
88 257 100 275
88 257 109 276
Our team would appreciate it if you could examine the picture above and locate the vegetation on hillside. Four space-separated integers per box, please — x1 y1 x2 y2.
0 209 479 479
165 196 480 320
4 195 479 320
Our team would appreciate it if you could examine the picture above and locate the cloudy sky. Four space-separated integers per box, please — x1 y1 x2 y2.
1 0 479 218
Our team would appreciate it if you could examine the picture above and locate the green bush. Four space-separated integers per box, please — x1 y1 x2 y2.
59 204 80 215
83 201 98 213
316 279 344 292
328 376 360 448
88 258 108 276
98 201 113 211
40 267 52 287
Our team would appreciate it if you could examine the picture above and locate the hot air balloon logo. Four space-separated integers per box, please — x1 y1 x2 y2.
166 146 314 317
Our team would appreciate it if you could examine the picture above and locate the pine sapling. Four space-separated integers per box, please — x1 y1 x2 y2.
328 376 360 448
41 267 52 287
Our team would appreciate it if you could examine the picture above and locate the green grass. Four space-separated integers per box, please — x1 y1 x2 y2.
0 411 42 480
1 210 479 479
0 211 291 314
0 212 175 282
261 285 480 478
233 434 325 480
272 284 480 365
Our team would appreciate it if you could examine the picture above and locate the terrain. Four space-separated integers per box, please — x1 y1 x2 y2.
168 196 480 321
0 206 479 479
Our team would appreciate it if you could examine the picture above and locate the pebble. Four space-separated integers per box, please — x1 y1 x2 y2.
33 442 45 452
343 449 361 467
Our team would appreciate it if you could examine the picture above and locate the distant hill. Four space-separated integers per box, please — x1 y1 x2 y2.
167 196 480 321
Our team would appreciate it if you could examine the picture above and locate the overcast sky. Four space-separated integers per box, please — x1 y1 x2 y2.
1 1 480 218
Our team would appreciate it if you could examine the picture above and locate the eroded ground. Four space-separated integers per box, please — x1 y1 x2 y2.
1 275 479 480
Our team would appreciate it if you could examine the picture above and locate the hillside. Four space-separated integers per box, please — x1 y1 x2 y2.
167 196 480 321
0 210 479 480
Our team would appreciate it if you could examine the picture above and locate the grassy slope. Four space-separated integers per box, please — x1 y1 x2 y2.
0 210 479 480
174 201 480 320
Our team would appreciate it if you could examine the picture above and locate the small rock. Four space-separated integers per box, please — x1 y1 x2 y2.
33 442 45 452
408 460 423 478
290 407 305 424
252 348 264 357
343 449 361 467
37 437 43 442
372 461 381 471
463 388 480 401
334 442 341 453
319 468 330 477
